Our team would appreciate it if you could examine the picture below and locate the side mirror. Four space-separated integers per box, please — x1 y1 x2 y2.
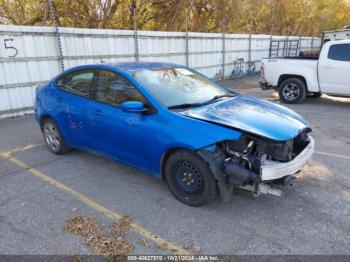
121 101 148 113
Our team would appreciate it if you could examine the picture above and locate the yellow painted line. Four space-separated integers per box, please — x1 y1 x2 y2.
0 143 44 155
315 151 350 160
0 151 188 255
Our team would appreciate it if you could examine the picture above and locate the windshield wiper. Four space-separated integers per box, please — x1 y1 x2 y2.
168 94 235 110
168 102 204 110
204 94 235 104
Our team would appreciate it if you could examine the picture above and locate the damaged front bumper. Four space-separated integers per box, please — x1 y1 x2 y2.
261 135 315 181
198 135 314 200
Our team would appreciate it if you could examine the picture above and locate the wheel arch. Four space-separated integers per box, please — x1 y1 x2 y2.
160 146 195 181
278 74 308 91
39 114 69 141
39 114 54 130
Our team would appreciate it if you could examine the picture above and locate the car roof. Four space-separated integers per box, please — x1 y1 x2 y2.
54 62 184 81
109 62 181 72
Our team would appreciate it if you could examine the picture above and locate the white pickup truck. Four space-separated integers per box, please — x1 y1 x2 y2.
259 40 350 103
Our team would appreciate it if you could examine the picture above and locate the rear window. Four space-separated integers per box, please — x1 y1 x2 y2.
327 44 350 61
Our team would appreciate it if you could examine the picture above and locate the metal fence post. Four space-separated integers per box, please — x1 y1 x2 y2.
222 33 225 79
185 11 189 67
48 0 64 72
133 7 139 62
248 34 252 63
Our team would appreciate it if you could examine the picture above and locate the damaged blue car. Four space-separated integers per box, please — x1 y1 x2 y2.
35 62 314 206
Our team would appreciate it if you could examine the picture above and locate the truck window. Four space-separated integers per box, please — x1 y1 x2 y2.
327 44 350 61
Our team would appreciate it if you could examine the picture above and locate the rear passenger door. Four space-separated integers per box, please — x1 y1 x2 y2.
55 69 97 148
87 69 156 170
319 43 350 95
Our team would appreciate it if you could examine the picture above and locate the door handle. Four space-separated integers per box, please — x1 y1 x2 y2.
94 109 103 116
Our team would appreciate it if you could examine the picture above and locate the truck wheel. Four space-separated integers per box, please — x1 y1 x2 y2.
278 78 306 104
164 150 217 206
42 119 70 155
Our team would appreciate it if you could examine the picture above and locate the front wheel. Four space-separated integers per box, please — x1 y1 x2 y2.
164 150 217 206
278 78 307 104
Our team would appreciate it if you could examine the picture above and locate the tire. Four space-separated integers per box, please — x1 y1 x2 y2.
164 150 217 206
42 118 70 155
278 78 307 104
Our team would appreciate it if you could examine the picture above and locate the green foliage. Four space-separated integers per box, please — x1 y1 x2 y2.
0 0 349 36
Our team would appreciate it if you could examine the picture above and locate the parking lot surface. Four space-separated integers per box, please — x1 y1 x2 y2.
0 76 349 256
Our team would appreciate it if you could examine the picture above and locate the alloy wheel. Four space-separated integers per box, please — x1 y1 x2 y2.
44 122 61 152
282 83 300 101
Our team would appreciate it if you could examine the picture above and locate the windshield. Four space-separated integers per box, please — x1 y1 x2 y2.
133 67 233 108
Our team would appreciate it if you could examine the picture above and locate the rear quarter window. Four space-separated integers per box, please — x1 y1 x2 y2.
57 70 95 97
327 44 350 61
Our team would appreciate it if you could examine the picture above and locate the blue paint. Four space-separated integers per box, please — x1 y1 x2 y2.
35 62 310 178
181 95 308 141
121 101 147 113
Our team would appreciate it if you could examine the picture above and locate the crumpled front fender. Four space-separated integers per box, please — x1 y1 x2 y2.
197 146 234 202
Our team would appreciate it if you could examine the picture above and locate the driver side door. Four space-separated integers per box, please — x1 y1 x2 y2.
87 69 157 171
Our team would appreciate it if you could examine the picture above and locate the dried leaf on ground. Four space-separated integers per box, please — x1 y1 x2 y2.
156 242 168 250
138 239 150 247
86 234 134 257
64 216 102 237
110 215 132 238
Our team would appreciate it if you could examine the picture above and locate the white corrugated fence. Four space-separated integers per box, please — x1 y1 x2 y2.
0 25 321 118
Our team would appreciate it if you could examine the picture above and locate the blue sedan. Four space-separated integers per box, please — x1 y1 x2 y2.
35 62 314 206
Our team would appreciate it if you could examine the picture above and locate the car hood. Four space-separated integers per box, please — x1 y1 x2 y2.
179 95 309 141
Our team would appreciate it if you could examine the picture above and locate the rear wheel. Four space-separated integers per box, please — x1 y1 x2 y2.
42 119 70 154
164 150 217 206
278 78 307 104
